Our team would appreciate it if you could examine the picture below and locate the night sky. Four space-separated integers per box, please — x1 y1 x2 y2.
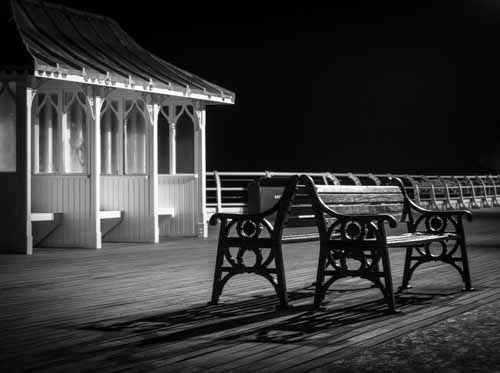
2 1 500 174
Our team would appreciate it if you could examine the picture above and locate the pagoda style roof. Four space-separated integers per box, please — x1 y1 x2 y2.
10 0 235 104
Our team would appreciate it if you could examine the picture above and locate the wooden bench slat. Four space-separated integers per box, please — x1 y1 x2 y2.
293 193 404 205
99 210 122 220
290 202 404 216
387 232 457 247
323 203 404 216
315 185 401 194
158 207 175 217
31 212 57 222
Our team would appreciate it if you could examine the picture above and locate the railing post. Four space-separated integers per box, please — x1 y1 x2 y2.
214 171 222 214
348 172 361 186
404 175 421 205
327 173 340 185
322 173 329 185
465 176 480 209
451 176 467 209
438 176 453 210
422 176 439 210
488 175 500 207
368 173 381 185
476 176 491 208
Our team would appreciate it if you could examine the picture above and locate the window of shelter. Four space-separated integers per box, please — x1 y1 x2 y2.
157 106 170 174
100 100 121 174
34 92 60 173
157 104 195 175
0 81 16 172
33 88 89 174
176 107 194 174
64 92 88 173
100 97 147 175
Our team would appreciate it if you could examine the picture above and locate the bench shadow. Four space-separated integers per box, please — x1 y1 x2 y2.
81 286 459 348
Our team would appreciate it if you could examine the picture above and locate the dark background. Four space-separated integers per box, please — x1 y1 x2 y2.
2 0 500 174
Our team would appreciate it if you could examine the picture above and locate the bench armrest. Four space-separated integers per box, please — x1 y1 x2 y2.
209 211 276 226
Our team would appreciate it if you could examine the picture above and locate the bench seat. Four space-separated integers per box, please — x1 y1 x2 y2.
100 210 123 238
31 212 63 247
386 232 456 247
31 212 61 222
158 207 175 217
99 210 122 220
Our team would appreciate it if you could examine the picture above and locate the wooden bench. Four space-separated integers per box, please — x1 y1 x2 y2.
100 210 123 238
209 175 473 311
301 175 473 312
31 212 63 247
158 207 175 218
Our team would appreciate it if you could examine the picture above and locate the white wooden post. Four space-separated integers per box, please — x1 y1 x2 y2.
194 102 207 237
25 83 35 254
169 119 176 175
146 94 160 243
88 86 103 249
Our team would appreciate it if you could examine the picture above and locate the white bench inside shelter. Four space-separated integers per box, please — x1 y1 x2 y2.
158 207 175 218
100 210 124 238
30 212 63 247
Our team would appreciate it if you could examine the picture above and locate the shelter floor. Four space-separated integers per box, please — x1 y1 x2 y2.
1 210 500 372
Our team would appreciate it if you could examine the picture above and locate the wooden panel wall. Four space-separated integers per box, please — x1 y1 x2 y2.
158 174 198 237
100 175 152 242
0 79 29 254
31 175 91 247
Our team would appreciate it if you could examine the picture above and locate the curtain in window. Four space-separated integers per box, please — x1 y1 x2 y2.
101 101 120 174
125 101 146 174
0 82 16 172
66 93 87 173
36 93 59 173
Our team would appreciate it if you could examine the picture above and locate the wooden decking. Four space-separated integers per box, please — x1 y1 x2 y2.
1 209 500 372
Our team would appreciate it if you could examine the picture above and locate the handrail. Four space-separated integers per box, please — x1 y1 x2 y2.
205 171 500 216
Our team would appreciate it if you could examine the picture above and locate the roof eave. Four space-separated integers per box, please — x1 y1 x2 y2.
34 67 235 105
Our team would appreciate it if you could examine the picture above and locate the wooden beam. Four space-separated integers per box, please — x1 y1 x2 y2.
194 102 207 238
89 86 103 249
25 82 34 254
169 121 176 175
146 94 160 243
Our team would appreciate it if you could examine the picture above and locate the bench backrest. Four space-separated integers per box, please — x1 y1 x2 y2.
292 184 405 223
248 176 407 233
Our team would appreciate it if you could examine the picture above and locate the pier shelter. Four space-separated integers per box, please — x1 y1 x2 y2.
0 0 235 254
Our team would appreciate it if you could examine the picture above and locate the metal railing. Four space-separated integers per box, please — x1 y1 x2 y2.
206 171 500 215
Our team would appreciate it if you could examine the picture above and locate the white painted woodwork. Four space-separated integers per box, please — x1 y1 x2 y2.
158 207 175 217
31 175 92 247
25 85 34 254
90 88 103 249
158 174 198 236
100 175 152 242
169 122 176 174
194 104 207 237
99 210 122 219
34 70 235 105
146 96 159 243
31 212 57 222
